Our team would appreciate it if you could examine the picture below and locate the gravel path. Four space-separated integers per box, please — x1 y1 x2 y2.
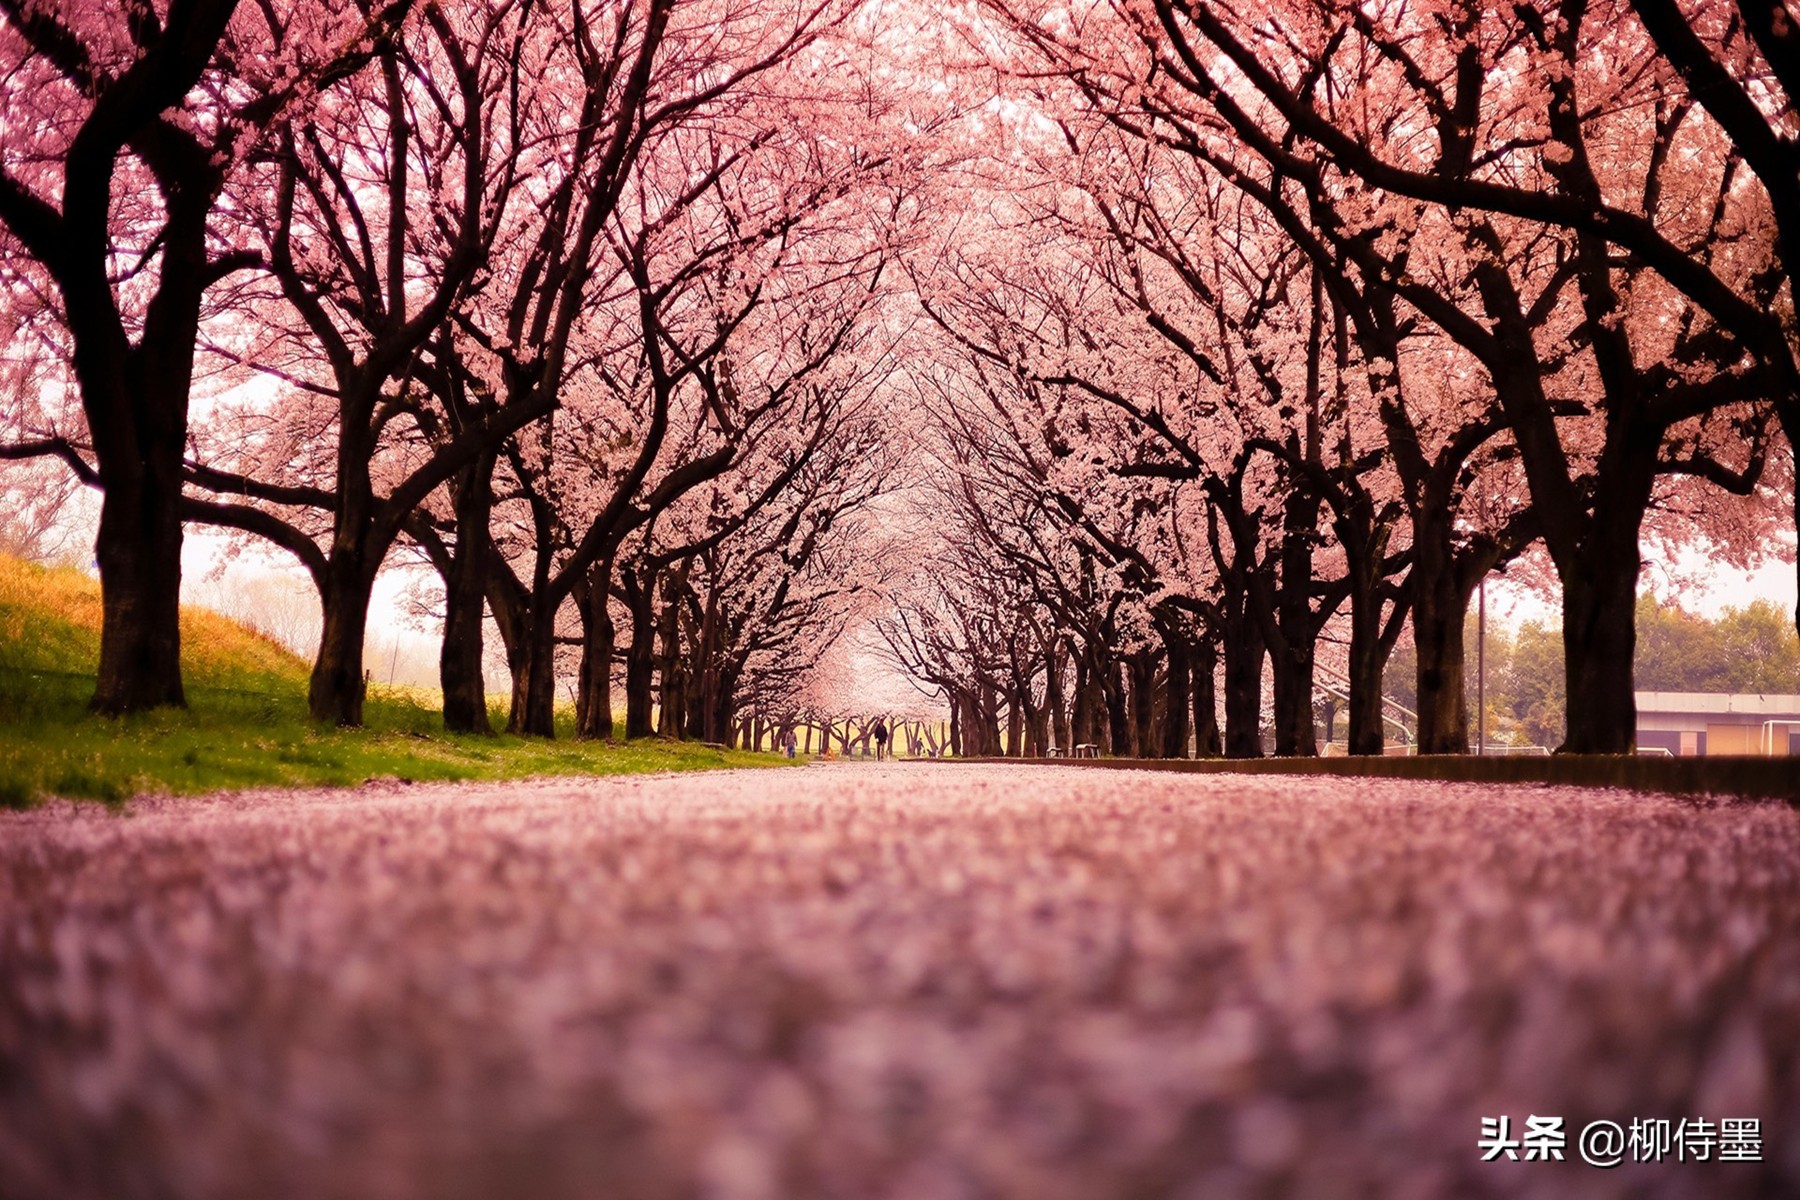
2 764 1796 1199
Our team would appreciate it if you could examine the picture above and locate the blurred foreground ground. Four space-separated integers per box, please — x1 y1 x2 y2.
2 765 1796 1199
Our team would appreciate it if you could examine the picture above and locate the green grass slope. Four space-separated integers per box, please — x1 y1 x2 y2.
0 556 781 806
0 554 311 686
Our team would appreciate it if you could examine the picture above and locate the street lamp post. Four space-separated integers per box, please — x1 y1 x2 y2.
1476 576 1486 757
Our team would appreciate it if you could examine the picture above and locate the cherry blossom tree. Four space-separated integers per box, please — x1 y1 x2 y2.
658 412 905 745
1104 0 1781 752
0 0 409 712
901 329 1218 758
185 0 542 726
459 157 893 738
187 0 746 727
971 0 1783 753
406 10 916 740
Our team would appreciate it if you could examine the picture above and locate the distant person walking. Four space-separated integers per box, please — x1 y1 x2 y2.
782 728 797 759
872 719 889 761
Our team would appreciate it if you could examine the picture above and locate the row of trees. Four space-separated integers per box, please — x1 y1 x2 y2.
885 0 1795 756
1 0 929 739
4 2 1798 755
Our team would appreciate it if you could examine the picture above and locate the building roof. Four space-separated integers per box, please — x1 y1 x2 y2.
1635 692 1800 717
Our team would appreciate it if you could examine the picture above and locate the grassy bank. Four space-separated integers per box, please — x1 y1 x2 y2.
0 557 782 807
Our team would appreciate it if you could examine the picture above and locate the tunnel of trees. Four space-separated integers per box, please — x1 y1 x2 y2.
1 0 1795 756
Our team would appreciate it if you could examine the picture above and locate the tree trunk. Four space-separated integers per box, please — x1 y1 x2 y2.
624 572 658 739
1160 632 1191 759
1193 638 1222 757
1070 651 1098 749
686 642 711 740
575 561 616 740
690 589 730 742
309 546 378 727
1270 491 1322 757
1130 651 1158 758
1269 651 1318 756
500 537 561 737
439 453 495 735
1410 521 1471 754
656 585 687 739
1046 644 1070 754
1222 584 1266 759
308 400 394 729
513 605 558 737
1474 253 1655 753
960 694 979 756
1560 538 1642 754
1343 547 1387 757
1029 703 1050 759
1104 659 1131 757
1344 596 1385 756
485 552 528 733
66 129 220 716
706 662 738 745
503 632 531 735
90 468 187 713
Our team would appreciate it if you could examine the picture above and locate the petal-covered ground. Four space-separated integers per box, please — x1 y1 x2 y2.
2 764 1796 1199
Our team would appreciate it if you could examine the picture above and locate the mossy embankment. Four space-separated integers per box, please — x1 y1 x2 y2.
0 556 780 807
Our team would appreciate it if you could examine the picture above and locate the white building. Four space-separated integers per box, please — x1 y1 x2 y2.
1635 692 1800 756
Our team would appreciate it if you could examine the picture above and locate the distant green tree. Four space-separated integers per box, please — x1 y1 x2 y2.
1501 621 1565 749
1632 596 1799 694
1384 640 1417 717
1713 602 1800 694
1634 598 1727 692
1457 615 1521 749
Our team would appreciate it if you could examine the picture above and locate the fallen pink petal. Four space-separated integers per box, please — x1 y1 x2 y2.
3 766 1795 1198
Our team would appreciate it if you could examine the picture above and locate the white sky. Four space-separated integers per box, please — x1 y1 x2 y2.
1483 543 1799 627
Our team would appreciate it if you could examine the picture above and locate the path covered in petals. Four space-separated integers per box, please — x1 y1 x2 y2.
2 765 1796 1199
